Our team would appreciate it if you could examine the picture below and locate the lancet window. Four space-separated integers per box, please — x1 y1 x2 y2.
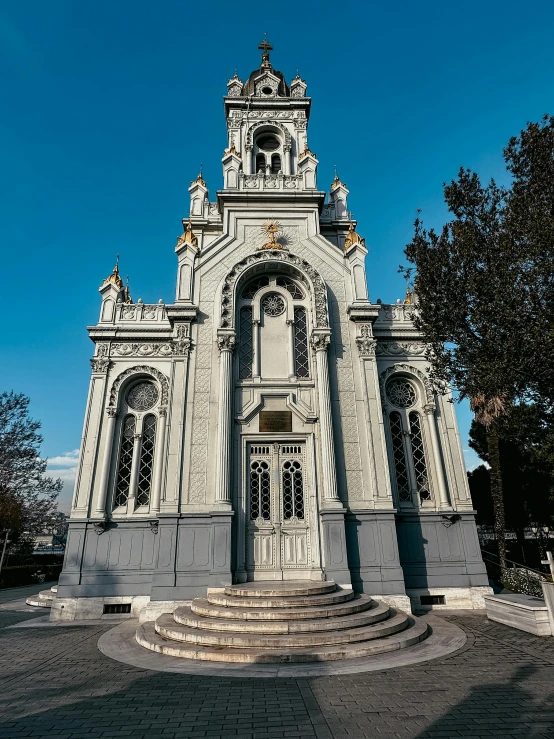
112 380 160 513
282 460 304 520
237 273 311 381
384 376 432 506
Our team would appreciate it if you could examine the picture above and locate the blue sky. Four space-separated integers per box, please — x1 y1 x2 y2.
2 1 553 510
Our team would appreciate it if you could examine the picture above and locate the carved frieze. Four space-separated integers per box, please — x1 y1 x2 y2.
375 341 426 356
111 343 174 357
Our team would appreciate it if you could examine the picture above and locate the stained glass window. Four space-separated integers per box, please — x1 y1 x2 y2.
127 382 158 411
242 276 270 298
294 308 309 378
409 412 431 501
276 277 304 299
389 412 411 503
114 415 135 508
239 307 253 379
386 378 416 408
136 415 156 507
282 460 304 520
250 460 271 520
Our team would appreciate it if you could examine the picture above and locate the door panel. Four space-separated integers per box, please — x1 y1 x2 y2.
246 442 310 579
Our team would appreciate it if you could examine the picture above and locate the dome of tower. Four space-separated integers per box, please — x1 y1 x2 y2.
242 38 290 97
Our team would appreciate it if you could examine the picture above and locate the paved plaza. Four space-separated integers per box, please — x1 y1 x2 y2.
0 584 553 739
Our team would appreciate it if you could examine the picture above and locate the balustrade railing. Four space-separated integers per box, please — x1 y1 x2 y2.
481 551 551 598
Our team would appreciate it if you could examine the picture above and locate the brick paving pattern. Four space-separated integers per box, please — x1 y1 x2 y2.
0 590 553 738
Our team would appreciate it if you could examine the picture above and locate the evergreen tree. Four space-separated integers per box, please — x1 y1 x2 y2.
404 116 554 566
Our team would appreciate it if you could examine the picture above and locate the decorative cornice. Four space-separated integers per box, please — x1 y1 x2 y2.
375 341 426 356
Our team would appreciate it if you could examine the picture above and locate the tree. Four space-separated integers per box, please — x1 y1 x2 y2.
403 115 554 567
0 392 61 556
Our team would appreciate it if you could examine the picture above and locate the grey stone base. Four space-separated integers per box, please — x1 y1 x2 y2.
407 586 493 614
485 593 552 636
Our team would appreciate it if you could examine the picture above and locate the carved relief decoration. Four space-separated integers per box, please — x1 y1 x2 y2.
108 365 169 410
112 343 174 357
220 250 328 329
90 358 110 373
375 341 426 356
378 363 435 407
245 120 291 152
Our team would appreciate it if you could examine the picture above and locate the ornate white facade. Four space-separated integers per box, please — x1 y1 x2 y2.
53 42 490 621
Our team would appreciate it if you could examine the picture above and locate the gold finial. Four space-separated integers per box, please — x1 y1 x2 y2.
191 165 206 187
224 135 240 157
331 169 346 191
257 219 286 251
258 35 273 68
298 142 316 161
404 286 413 305
103 255 123 290
123 275 133 304
344 222 365 251
177 219 198 250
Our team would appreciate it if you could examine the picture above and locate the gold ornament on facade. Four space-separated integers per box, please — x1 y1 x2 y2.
331 172 346 191
191 170 206 187
298 142 316 161
344 222 365 251
257 219 287 250
123 276 133 305
103 257 123 290
224 143 240 157
176 220 198 250
403 286 413 305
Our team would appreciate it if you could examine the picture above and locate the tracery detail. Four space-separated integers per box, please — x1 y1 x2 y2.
389 412 411 502
239 307 253 379
136 415 156 506
409 412 431 501
127 382 159 411
293 308 309 377
262 293 285 316
250 460 271 520
386 378 417 409
114 416 135 508
282 460 304 520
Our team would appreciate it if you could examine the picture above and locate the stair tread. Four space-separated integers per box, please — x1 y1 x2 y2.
207 588 354 609
175 601 389 633
192 593 372 620
155 610 409 647
225 581 336 597
137 618 429 663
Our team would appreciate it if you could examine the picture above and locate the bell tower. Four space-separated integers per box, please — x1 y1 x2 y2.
223 39 316 185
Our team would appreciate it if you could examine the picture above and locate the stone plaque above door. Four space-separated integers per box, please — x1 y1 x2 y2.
259 411 292 433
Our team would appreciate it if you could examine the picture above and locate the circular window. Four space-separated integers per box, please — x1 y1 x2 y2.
261 86 273 96
127 381 159 411
386 378 417 408
262 293 286 317
256 134 280 152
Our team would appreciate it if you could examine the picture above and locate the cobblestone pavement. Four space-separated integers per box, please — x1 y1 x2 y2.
0 588 553 739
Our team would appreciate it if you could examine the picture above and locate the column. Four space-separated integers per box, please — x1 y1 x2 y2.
283 148 291 175
424 405 450 508
215 331 236 505
126 432 143 512
150 409 167 514
95 408 117 516
311 330 341 506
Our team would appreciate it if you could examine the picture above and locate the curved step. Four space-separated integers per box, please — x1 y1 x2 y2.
191 593 373 621
224 581 336 598
207 587 355 610
51 586 58 594
26 594 52 608
138 616 429 663
175 601 390 633
155 610 409 648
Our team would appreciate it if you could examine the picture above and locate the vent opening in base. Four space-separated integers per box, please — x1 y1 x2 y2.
420 595 445 606
103 603 131 614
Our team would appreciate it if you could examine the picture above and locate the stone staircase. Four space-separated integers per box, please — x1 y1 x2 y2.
137 580 429 663
26 584 57 609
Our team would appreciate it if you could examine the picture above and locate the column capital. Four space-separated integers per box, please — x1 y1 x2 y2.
423 403 436 415
356 336 376 358
217 330 236 353
106 407 118 418
310 329 331 352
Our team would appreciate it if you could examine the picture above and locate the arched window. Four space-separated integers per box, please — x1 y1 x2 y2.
256 153 266 173
236 273 310 381
239 306 253 379
250 460 270 520
114 415 135 508
136 414 156 507
385 377 432 506
112 380 160 513
282 460 304 520
271 154 281 173
293 307 309 378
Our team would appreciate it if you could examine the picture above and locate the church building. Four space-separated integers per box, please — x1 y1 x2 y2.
53 42 490 623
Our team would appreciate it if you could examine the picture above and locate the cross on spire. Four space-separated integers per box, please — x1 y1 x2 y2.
258 35 273 67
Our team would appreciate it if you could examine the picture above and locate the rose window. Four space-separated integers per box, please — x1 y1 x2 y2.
386 378 417 408
262 293 285 317
127 382 159 411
